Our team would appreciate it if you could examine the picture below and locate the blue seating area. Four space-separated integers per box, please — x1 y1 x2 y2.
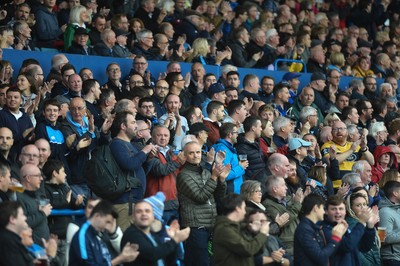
3 49 385 91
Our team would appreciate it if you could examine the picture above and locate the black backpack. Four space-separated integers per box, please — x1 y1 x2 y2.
85 144 130 201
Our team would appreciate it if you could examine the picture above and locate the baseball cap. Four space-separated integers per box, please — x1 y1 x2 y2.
310 72 326 82
207 83 225 98
282 72 301 82
74 27 89 36
288 138 312 151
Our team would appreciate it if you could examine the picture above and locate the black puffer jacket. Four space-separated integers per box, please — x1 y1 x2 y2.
235 134 268 190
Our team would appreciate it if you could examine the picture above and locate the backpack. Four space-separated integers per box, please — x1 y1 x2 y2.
85 144 130 201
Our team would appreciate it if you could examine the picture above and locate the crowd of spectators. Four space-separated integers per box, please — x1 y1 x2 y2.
0 0 399 265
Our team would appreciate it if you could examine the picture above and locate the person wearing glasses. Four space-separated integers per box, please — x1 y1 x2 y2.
213 122 247 194
17 164 51 245
60 97 112 202
321 120 374 189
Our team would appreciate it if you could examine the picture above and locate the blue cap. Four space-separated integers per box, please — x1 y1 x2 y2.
208 83 225 98
282 72 301 82
288 138 312 151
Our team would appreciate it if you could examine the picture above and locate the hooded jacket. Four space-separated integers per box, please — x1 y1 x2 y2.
371 146 398 183
379 196 400 262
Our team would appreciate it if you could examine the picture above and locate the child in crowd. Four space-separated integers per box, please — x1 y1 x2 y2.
43 159 83 266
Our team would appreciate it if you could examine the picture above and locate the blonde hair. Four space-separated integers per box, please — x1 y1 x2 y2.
186 38 209 62
324 113 341 126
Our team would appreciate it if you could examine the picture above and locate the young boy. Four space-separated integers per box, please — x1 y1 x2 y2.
43 159 83 265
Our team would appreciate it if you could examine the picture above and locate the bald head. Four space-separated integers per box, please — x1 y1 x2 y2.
20 164 42 191
267 153 290 178
0 127 14 157
19 145 40 166
35 139 51 168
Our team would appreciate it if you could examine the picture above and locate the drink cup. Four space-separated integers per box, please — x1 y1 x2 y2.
378 227 386 242
238 154 247 162
9 180 24 193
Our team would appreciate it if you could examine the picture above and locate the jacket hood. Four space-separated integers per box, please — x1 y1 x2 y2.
373 146 398 169
379 195 400 209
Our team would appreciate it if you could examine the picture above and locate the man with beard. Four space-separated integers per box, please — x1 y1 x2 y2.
363 76 377 101
236 117 267 189
159 94 189 151
152 79 169 118
213 123 248 194
321 120 374 189
110 111 158 231
355 99 374 130
136 97 158 128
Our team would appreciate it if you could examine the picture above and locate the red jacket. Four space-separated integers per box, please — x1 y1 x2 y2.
371 146 398 183
145 151 182 201
203 120 220 144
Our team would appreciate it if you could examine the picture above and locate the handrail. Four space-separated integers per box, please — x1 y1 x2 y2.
273 59 307 73
50 209 85 216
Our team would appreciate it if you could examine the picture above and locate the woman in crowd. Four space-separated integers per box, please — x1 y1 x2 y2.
345 190 381 266
371 145 398 183
352 56 375 78
240 180 290 236
64 5 91 51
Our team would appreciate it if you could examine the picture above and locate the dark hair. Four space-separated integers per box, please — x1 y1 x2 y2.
42 98 60 111
111 111 132 137
0 201 22 229
226 71 239 78
21 58 39 69
138 97 153 108
384 181 400 198
326 195 345 208
243 116 260 132
97 89 115 106
219 194 244 216
82 79 99 96
61 63 76 76
206 101 224 116
165 72 182 86
220 122 236 139
227 99 245 116
341 106 356 121
42 159 64 180
355 99 371 115
273 83 289 96
89 200 118 219
300 194 325 216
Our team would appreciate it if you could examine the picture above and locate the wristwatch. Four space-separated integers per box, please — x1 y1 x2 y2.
280 258 285 264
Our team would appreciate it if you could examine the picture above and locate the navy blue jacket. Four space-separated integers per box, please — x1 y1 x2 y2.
69 221 111 266
0 107 33 158
121 224 179 266
321 218 375 266
294 217 340 266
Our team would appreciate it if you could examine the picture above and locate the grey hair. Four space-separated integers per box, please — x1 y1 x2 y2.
240 180 261 201
273 116 290 133
342 173 361 188
368 121 386 138
221 64 238 75
114 99 133 113
181 135 198 149
136 29 153 42
299 106 317 123
347 124 358 135
352 160 368 174
349 79 363 91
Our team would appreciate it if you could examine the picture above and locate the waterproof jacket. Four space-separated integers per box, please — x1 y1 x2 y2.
176 163 226 228
213 139 245 194
213 215 266 266
379 196 400 262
